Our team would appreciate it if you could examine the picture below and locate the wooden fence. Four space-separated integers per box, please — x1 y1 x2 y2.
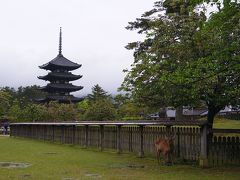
10 121 240 167
209 129 240 166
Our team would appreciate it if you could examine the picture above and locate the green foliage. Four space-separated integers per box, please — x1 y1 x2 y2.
2 84 124 122
113 93 131 108
123 2 207 107
84 99 116 121
16 85 47 107
7 100 79 122
7 101 22 121
114 93 155 120
44 101 59 121
1 85 46 108
77 99 90 113
0 87 15 106
57 103 78 121
118 102 142 118
83 85 116 121
40 101 78 122
76 99 90 120
21 104 47 122
0 90 12 118
2 84 147 122
8 102 47 122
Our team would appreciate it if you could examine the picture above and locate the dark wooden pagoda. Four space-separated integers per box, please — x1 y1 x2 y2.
38 28 83 103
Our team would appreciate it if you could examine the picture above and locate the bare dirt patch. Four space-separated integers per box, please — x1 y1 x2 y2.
43 152 57 155
110 163 145 169
85 173 102 178
0 162 31 169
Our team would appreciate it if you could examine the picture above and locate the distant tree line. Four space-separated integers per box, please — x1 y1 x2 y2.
0 85 154 122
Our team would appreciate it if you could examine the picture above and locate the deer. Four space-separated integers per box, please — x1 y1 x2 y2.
154 133 175 165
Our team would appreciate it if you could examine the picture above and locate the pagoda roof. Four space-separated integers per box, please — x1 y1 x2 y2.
39 54 81 71
40 83 83 92
38 72 82 81
37 95 83 103
39 28 81 71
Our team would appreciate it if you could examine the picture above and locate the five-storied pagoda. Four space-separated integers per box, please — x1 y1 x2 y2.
38 28 83 103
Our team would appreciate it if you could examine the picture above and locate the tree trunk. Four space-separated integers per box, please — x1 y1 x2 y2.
207 109 215 129
175 106 183 121
207 104 222 129
206 106 216 157
206 103 223 156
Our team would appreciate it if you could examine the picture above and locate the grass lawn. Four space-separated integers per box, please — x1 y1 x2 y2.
0 136 240 180
213 118 240 129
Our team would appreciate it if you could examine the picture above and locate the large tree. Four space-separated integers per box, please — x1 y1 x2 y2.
121 0 240 127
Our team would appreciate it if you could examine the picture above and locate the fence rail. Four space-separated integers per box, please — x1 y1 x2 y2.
213 129 240 134
10 121 240 167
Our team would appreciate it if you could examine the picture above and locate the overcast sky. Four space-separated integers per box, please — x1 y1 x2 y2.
0 0 156 96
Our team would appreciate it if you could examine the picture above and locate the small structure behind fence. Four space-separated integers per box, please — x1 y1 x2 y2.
10 121 240 167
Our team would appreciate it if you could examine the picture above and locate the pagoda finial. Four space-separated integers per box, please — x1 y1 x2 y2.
59 27 62 55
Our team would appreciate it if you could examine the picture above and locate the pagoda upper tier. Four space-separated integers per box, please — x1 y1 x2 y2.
38 72 82 81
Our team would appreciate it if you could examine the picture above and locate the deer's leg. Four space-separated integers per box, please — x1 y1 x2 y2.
164 152 169 165
170 152 173 165
163 152 166 164
166 152 173 166
156 150 160 165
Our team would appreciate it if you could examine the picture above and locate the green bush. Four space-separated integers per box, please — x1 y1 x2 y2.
84 99 116 121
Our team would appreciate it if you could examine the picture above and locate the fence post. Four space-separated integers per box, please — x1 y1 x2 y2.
129 127 133 152
199 124 208 167
43 125 47 141
177 127 180 158
72 125 76 145
84 125 89 148
138 125 144 158
117 125 122 154
61 125 65 144
9 125 12 136
166 125 171 135
52 125 55 142
99 125 104 151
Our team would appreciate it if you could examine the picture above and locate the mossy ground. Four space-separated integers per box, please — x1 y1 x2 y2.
0 136 240 180
213 117 240 129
